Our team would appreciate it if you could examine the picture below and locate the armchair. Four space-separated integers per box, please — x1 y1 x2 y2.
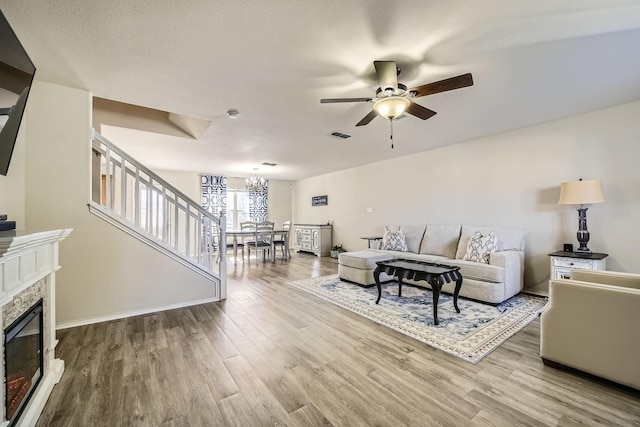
540 270 640 390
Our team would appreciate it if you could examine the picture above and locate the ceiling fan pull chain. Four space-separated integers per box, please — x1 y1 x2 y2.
390 118 394 149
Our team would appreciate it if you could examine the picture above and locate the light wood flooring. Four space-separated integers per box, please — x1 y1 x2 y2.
37 253 639 426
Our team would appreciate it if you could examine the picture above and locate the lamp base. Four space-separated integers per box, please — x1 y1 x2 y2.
576 207 591 253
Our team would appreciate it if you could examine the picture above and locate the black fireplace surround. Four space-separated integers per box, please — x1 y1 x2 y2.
4 299 43 426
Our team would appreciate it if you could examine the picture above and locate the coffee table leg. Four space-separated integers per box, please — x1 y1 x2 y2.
374 267 382 304
397 275 403 297
453 277 463 313
430 279 442 325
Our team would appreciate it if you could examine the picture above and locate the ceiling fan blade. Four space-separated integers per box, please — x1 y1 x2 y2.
406 102 437 120
355 110 378 127
320 97 372 103
374 60 398 92
409 73 473 98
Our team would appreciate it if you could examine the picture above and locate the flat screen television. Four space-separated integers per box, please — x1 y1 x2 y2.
0 10 35 176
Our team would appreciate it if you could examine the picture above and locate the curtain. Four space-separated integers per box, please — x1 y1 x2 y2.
248 179 268 222
201 175 227 249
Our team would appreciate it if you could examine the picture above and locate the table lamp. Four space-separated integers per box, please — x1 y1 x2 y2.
558 178 605 253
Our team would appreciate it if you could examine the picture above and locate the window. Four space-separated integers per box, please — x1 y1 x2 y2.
226 190 250 230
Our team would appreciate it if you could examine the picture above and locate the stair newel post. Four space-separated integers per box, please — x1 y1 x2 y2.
219 211 227 299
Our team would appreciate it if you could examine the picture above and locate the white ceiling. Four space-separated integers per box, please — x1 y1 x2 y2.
2 1 640 181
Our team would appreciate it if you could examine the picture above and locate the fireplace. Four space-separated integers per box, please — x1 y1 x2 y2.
0 228 71 426
4 300 43 426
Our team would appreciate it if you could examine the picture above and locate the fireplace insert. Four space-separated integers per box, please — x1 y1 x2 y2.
4 299 43 426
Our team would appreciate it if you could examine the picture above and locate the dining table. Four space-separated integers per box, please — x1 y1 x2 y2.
224 228 290 262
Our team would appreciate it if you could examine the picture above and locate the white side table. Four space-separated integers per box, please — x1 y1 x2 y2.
548 251 608 280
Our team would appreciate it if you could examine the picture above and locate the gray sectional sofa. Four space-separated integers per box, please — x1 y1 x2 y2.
338 224 525 304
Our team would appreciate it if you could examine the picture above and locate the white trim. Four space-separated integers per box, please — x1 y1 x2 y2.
55 297 219 330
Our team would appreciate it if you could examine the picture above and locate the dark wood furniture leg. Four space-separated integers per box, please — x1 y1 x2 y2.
374 267 382 304
397 274 403 297
453 277 463 313
429 278 443 325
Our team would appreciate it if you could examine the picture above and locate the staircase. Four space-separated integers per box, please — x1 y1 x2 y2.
89 129 227 299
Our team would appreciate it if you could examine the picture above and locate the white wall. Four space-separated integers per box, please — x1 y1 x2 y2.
293 101 640 289
24 81 217 326
155 169 202 202
265 179 293 229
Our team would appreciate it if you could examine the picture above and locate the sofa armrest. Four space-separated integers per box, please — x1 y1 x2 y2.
570 270 640 290
489 250 524 295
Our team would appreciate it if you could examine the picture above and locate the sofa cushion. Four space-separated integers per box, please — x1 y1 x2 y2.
435 259 505 283
462 230 497 264
374 249 450 263
381 226 409 251
455 225 525 259
399 224 426 253
338 250 394 270
419 224 461 258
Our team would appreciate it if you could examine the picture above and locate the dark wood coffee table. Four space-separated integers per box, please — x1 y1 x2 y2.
373 258 463 325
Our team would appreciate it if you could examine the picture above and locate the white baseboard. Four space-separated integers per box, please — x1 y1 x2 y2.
56 297 219 330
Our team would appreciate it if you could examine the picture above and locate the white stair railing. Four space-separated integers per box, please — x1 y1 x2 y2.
89 129 226 297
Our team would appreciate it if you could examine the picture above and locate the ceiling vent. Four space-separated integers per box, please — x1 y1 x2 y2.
261 162 277 167
330 131 352 139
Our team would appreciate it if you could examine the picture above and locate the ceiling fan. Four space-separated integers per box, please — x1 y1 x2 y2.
321 61 473 127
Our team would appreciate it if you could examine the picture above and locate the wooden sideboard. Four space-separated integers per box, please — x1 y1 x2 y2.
294 224 332 257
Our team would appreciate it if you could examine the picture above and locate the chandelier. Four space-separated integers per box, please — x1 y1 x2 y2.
246 168 267 192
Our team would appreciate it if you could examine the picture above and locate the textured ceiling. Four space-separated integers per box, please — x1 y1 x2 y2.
2 1 640 180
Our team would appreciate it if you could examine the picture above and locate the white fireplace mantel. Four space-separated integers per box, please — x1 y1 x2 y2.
0 229 72 427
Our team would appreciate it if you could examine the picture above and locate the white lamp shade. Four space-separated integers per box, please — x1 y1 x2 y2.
373 96 410 119
558 179 605 205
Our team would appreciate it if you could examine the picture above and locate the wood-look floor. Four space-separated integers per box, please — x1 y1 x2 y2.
37 253 639 426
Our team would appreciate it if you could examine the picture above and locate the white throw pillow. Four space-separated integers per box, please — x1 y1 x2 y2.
462 230 497 264
381 226 409 252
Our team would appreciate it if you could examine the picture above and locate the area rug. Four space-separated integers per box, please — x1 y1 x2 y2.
288 274 547 364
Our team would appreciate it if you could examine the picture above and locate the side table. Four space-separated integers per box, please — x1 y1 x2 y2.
548 251 608 280
360 236 382 249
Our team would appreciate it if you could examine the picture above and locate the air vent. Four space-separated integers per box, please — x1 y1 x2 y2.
330 131 352 139
261 162 277 167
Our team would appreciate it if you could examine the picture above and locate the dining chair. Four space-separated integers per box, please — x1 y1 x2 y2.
245 221 274 264
238 221 257 261
272 220 291 258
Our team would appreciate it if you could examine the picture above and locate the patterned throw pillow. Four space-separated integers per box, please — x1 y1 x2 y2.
381 226 409 252
463 230 497 264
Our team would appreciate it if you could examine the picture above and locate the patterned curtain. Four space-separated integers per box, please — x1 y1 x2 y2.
201 175 227 249
248 179 268 222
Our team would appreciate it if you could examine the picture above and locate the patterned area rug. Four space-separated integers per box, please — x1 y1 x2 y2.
289 274 548 364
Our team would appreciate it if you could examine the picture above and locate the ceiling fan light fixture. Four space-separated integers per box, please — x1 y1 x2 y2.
373 96 410 119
